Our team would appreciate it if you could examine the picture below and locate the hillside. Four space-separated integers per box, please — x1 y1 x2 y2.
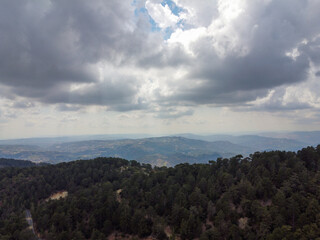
1 145 320 239
0 133 315 166
175 134 307 151
260 131 320 146
0 137 254 166
49 137 252 164
0 158 37 168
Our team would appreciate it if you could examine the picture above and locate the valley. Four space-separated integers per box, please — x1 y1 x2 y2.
1 132 318 166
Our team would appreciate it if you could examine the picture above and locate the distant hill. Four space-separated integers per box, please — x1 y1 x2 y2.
0 137 254 166
0 134 154 147
260 131 320 146
0 158 37 168
174 133 306 151
0 133 317 165
0 145 75 163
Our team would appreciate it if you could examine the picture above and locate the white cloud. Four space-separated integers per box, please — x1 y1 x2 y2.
0 0 320 137
167 27 207 55
247 65 320 111
145 0 180 28
174 0 218 27
167 0 250 58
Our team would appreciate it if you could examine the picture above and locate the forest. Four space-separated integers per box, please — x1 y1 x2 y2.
0 158 38 168
1 145 320 239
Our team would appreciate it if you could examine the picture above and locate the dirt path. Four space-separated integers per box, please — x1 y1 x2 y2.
25 210 42 240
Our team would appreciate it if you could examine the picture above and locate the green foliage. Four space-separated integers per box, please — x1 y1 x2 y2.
1 146 320 239
0 158 38 168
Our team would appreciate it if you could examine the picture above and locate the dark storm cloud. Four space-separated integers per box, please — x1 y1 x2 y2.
0 0 96 87
171 87 269 106
137 43 192 68
12 101 35 109
42 77 140 107
142 0 319 114
303 37 320 65
0 0 319 114
0 0 150 108
172 46 309 105
169 0 320 107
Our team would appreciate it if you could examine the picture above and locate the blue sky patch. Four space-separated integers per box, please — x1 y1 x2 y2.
134 0 186 39
161 0 184 16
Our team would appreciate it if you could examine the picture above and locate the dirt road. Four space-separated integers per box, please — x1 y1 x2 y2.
25 210 42 240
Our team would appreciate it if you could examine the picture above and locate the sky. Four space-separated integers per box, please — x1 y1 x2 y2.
0 0 320 139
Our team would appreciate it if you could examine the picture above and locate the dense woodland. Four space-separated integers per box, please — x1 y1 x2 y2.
0 158 38 168
1 145 320 239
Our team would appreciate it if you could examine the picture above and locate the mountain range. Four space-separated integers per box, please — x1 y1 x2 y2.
0 131 319 166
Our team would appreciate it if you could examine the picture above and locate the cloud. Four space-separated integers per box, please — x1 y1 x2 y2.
174 0 219 27
145 0 180 28
56 104 82 112
236 65 320 112
43 77 139 106
0 0 155 109
0 0 319 120
12 101 35 109
156 109 194 119
161 0 320 106
240 89 313 112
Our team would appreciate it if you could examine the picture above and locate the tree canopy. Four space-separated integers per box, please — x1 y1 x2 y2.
1 146 320 239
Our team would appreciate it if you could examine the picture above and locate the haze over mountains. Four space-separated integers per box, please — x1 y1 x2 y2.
0 131 318 166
